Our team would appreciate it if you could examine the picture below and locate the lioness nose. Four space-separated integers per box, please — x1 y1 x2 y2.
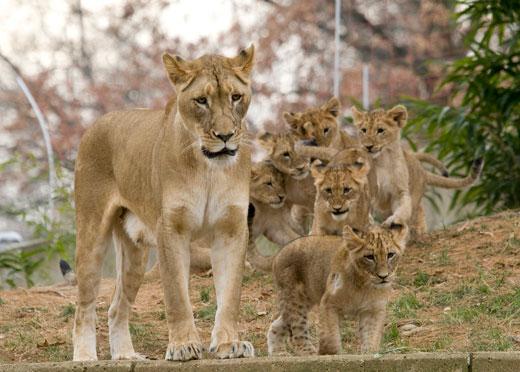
366 145 374 152
213 130 234 143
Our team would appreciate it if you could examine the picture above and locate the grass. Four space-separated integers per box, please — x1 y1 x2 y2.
391 293 422 319
0 297 4 305
413 271 430 287
196 303 217 320
199 286 211 303
60 303 75 319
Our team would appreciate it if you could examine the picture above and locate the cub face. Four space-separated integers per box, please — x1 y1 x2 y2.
351 105 408 158
343 224 408 288
312 147 371 221
258 132 310 180
162 46 255 161
250 161 286 208
283 97 340 147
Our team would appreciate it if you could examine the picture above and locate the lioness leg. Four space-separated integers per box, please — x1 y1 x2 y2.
73 203 118 361
108 220 147 360
158 209 202 361
209 205 254 359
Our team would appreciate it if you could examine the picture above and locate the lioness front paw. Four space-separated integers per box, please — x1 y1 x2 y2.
383 215 403 227
165 342 202 361
112 352 147 361
209 341 255 359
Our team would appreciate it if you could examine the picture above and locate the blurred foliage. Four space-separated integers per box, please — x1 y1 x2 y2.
0 162 75 289
403 0 520 214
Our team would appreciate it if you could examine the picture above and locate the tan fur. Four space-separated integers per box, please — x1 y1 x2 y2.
351 105 483 237
267 224 407 355
73 46 255 362
258 132 314 230
283 97 358 150
310 147 372 235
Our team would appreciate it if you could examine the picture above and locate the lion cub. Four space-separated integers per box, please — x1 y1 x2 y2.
351 105 483 237
310 147 371 235
283 97 359 150
267 223 407 355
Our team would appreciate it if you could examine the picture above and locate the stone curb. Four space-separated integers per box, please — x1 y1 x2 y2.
0 352 518 371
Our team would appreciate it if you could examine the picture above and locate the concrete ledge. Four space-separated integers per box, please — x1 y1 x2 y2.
472 352 520 372
0 353 470 372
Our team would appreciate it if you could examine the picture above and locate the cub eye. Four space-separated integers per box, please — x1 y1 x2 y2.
343 187 351 194
324 187 332 194
231 93 242 102
361 128 367 133
195 96 207 105
323 128 330 135
364 254 375 261
387 252 395 259
283 152 290 158
266 181 273 187
377 128 385 134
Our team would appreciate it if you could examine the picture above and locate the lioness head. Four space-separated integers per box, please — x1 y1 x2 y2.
283 97 340 147
311 148 370 221
351 105 408 158
258 132 310 180
162 45 255 161
250 161 286 208
343 224 408 288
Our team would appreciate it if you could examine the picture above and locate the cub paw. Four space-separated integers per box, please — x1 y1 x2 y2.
165 342 202 361
209 341 255 359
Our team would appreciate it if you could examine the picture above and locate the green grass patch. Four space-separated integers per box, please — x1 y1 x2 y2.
60 303 75 319
413 271 430 287
199 287 211 303
471 327 513 351
391 293 422 319
196 304 217 320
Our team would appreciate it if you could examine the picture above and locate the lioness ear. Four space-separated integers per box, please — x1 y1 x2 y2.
231 44 255 76
387 105 408 128
350 106 364 125
162 53 193 87
283 112 301 130
389 223 409 248
322 97 340 117
342 225 365 247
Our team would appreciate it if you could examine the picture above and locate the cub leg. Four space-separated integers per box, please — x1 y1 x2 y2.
384 190 412 227
158 209 202 361
108 220 148 360
318 301 341 355
209 206 254 359
358 310 385 353
267 313 291 356
73 203 118 361
287 299 315 355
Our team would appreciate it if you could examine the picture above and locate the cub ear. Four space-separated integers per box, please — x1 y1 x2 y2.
321 97 340 117
257 131 274 150
389 222 409 248
162 53 194 87
387 105 408 128
283 112 301 130
310 160 326 182
350 106 365 126
342 225 365 247
231 44 255 76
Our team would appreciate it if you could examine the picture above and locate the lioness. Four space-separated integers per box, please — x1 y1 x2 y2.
351 105 483 237
73 46 255 361
310 147 371 235
267 223 407 355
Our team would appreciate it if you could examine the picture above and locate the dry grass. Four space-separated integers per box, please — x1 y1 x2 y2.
1 210 520 363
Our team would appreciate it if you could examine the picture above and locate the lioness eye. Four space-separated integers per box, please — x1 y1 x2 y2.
231 93 242 102
361 128 367 133
343 187 351 194
195 96 207 105
364 254 375 261
324 128 330 134
377 128 385 134
388 252 395 259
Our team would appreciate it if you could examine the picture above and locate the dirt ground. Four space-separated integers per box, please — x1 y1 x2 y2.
1 210 520 363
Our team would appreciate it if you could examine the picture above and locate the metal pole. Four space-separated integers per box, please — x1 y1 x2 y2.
15 76 56 215
333 0 341 98
362 64 369 109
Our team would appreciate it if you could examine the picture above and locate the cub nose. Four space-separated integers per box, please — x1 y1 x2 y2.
278 195 285 202
332 206 342 212
213 130 234 143
366 145 374 152
303 139 318 146
377 273 389 280
296 165 306 171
